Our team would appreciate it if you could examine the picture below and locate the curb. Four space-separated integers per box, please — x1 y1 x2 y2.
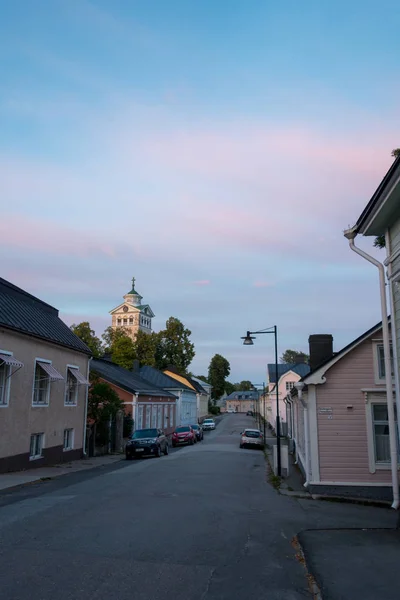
292 535 323 600
279 488 392 508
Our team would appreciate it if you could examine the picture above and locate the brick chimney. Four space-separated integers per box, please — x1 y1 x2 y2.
308 334 333 371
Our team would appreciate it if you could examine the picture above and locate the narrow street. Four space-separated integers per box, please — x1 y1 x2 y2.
0 415 397 600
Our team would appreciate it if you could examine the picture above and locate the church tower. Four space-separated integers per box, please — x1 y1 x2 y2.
109 277 155 341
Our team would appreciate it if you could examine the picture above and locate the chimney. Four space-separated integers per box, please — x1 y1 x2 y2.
132 359 140 372
308 334 333 371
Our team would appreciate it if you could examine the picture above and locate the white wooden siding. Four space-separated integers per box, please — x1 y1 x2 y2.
390 217 400 378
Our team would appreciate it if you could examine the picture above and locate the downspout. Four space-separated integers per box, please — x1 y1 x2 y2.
295 382 310 487
82 356 92 458
384 231 400 448
344 227 399 509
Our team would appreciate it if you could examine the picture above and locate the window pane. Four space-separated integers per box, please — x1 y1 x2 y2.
373 405 388 421
378 345 394 378
374 424 390 462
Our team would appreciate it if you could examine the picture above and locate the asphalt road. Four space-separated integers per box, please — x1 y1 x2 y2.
0 414 398 599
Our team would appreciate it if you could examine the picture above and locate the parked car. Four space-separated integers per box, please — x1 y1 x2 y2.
246 411 253 416
126 428 169 459
172 426 196 447
227 408 235 413
240 428 264 449
202 418 216 431
191 424 204 441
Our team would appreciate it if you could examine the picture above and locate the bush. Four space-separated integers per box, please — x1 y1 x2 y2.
209 405 220 415
123 412 134 437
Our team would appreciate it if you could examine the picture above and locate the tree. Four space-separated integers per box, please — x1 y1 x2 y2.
102 326 128 353
88 381 123 423
155 317 195 374
374 148 400 249
196 375 209 384
111 335 136 370
70 322 102 357
208 354 231 402
280 349 309 364
132 330 160 367
234 380 253 391
224 381 236 396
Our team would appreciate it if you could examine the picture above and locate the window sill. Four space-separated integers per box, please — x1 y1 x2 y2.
64 403 77 407
32 403 49 407
63 447 73 452
374 463 400 470
29 455 44 461
0 404 9 408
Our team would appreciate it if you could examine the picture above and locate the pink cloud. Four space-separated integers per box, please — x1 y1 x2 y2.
254 281 274 288
193 280 211 286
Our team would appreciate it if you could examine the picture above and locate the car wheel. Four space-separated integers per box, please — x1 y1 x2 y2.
172 443 176 448
156 446 161 458
190 439 194 445
164 443 169 456
126 453 132 460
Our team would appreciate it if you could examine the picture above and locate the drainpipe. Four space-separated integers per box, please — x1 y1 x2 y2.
295 382 310 487
344 227 399 509
82 356 92 458
384 231 400 449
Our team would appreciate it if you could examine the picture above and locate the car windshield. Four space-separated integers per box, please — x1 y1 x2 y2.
244 430 261 438
191 425 199 430
132 429 158 439
176 427 190 432
204 419 213 423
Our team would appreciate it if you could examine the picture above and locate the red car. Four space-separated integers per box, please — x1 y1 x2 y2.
172 426 196 447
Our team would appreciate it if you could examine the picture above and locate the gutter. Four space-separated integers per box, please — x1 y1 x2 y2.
344 227 399 510
294 381 311 488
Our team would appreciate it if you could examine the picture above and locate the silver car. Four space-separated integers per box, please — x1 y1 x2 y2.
240 428 264 449
202 418 216 431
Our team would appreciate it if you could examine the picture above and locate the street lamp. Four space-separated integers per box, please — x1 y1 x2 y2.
241 326 281 476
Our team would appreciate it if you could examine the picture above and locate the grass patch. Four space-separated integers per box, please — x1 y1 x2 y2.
268 471 282 490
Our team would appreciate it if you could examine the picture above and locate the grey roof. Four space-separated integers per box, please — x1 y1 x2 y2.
225 391 259 400
267 363 310 383
91 359 176 397
0 278 91 355
140 365 194 392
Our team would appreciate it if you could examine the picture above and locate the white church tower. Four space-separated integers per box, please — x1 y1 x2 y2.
109 277 155 341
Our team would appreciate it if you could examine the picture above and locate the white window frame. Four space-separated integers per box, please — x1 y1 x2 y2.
286 381 295 391
373 341 395 384
145 405 151 428
30 433 44 460
65 365 80 406
151 406 157 428
164 405 169 429
32 359 52 406
63 428 74 451
157 405 162 428
137 405 144 430
0 350 12 407
170 405 174 428
365 392 399 472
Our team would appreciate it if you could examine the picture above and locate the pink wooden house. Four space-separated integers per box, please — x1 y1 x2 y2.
287 324 399 501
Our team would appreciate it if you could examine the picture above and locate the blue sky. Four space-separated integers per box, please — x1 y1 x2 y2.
1 0 399 382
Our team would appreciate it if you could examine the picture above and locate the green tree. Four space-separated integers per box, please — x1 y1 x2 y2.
374 148 400 249
280 349 309 364
102 326 128 353
156 317 195 374
112 335 136 369
224 381 236 396
234 380 253 391
208 354 231 402
88 381 123 423
70 322 102 357
196 375 209 384
132 330 160 367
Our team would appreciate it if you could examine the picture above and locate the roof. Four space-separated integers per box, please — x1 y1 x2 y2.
164 365 208 394
355 155 400 235
0 278 91 355
139 365 195 392
91 359 176 397
301 319 384 385
225 391 259 400
267 363 310 383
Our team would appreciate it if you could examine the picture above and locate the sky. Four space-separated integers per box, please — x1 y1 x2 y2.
1 0 400 383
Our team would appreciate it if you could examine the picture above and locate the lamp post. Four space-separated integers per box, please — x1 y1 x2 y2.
242 326 281 476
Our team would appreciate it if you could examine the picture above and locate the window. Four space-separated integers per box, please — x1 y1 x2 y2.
164 405 168 429
138 405 144 430
33 362 51 405
117 318 121 325
65 369 78 405
157 405 162 428
151 407 157 428
145 405 151 428
129 317 133 324
377 344 394 380
170 405 174 428
63 429 74 451
30 433 44 460
372 403 399 464
123 318 127 325
286 381 295 391
0 360 11 406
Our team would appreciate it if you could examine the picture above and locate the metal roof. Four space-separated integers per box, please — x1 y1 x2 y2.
225 391 259 400
91 359 176 397
140 365 195 392
267 363 310 383
0 278 91 355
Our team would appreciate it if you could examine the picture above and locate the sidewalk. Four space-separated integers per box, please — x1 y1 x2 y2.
0 454 124 492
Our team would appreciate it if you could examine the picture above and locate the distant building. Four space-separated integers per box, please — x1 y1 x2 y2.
109 277 155 341
224 391 259 413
